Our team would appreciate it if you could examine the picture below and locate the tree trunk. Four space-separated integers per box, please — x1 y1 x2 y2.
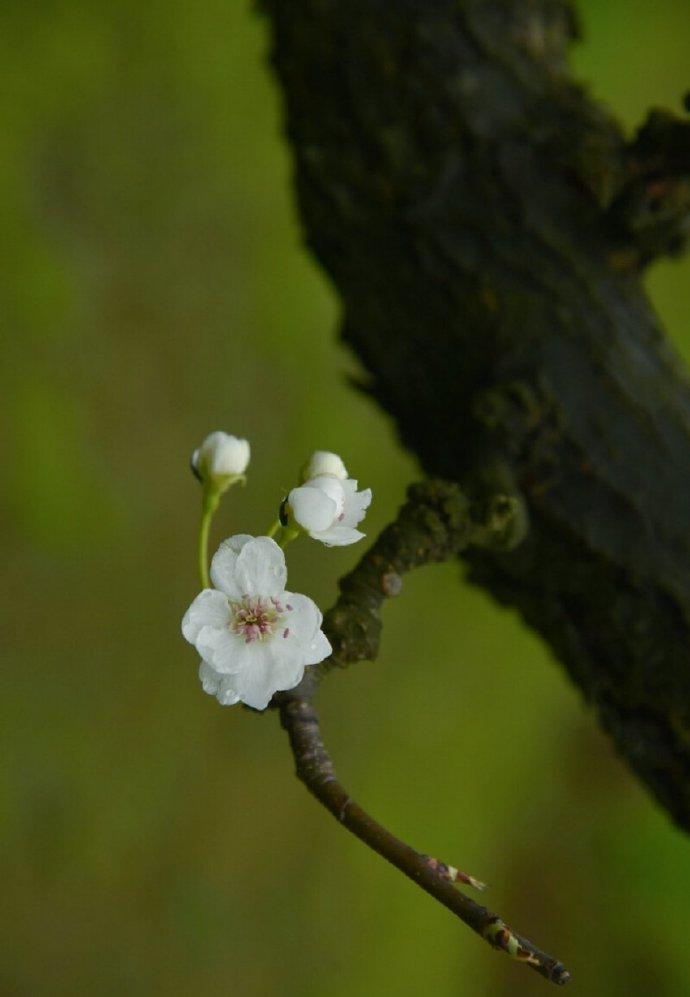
262 0 690 828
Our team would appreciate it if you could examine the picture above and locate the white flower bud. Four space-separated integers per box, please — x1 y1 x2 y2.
301 450 348 482
191 431 250 492
288 473 372 547
289 477 345 533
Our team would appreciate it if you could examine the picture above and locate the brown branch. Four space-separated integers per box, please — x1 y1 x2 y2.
263 0 690 832
279 696 570 986
293 478 525 697
276 481 570 984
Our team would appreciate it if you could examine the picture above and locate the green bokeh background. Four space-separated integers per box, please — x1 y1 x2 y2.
3 3 690 994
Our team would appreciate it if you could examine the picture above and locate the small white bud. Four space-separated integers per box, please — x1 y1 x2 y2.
289 476 345 533
301 450 348 482
191 431 250 492
287 472 372 548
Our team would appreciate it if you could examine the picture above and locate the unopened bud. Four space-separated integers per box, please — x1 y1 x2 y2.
301 450 348 482
191 431 250 493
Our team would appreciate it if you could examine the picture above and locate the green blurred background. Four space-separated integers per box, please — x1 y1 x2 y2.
2 2 690 994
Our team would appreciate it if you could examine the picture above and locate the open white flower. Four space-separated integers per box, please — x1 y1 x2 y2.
301 450 348 482
181 535 331 709
288 474 372 547
191 431 250 492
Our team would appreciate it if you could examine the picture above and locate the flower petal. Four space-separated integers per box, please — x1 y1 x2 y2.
209 435 250 477
194 431 251 480
234 537 287 598
216 679 242 706
280 591 321 640
231 643 310 710
304 629 333 666
199 661 241 706
303 450 348 481
289 485 337 533
308 476 345 519
199 660 222 695
210 534 254 598
314 526 366 547
230 651 284 710
340 481 372 529
197 626 254 675
181 589 230 644
271 592 332 668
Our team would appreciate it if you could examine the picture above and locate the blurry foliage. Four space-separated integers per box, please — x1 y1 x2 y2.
2 2 690 994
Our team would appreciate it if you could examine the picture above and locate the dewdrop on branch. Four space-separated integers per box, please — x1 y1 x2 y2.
288 455 372 547
181 535 332 710
191 431 250 494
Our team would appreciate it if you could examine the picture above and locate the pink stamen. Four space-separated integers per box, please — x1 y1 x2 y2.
243 623 261 643
230 595 289 644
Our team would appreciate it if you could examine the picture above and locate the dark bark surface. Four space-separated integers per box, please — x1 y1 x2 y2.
263 0 690 828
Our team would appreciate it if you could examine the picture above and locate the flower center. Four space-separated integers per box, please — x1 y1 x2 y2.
230 596 291 643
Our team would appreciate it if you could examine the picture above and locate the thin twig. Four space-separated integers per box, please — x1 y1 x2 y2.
280 697 570 986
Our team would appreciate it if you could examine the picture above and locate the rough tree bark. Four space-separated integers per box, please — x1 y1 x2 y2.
262 0 690 828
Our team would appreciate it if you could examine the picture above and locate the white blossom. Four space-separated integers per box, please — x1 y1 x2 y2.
181 535 331 709
288 474 372 547
301 450 348 482
191 431 250 491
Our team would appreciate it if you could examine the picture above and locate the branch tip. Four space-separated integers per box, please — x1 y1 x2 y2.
281 695 570 985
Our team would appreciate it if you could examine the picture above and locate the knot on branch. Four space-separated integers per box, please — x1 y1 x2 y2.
281 478 526 695
321 480 471 670
470 493 528 551
483 919 571 985
608 108 690 265
279 478 526 703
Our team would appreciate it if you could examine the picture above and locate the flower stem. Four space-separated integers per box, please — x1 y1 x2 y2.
198 490 220 588
266 518 281 539
278 525 300 550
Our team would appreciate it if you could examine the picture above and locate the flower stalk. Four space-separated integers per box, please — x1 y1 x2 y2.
198 489 220 589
